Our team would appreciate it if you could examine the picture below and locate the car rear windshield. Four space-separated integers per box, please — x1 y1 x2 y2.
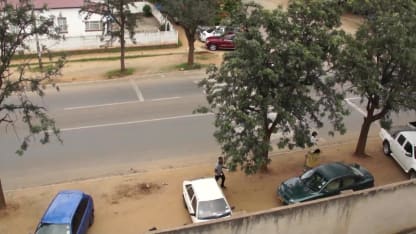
35 223 70 234
198 198 231 220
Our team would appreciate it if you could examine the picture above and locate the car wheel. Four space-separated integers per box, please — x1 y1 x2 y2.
383 141 391 156
89 210 94 227
209 44 217 51
410 171 416 180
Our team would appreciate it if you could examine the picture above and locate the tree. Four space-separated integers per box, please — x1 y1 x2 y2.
156 0 218 66
81 0 139 72
335 0 416 156
198 1 348 174
0 0 65 209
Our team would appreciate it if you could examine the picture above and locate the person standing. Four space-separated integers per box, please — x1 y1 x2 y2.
215 156 227 188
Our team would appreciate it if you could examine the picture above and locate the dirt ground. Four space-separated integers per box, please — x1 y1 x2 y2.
0 138 408 234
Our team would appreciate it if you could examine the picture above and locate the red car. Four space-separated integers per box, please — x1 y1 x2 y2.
206 33 235 51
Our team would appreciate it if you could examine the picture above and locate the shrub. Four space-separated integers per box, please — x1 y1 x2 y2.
143 4 152 17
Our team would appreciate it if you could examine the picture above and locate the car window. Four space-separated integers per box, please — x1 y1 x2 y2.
404 142 413 156
186 185 194 201
35 224 70 234
197 198 230 220
191 197 197 212
72 197 88 233
398 135 406 145
342 177 355 189
301 171 328 192
325 179 341 192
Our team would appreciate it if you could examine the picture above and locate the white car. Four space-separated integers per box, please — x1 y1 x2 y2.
199 26 226 42
380 123 416 178
182 177 232 223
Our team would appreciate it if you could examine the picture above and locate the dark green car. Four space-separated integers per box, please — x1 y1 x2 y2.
277 162 374 205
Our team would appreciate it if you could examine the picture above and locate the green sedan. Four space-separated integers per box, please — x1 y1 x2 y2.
277 162 374 205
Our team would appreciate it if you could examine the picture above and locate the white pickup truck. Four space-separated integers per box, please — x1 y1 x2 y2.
379 122 416 178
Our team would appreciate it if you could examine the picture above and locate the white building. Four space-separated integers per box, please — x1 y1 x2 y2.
8 0 178 52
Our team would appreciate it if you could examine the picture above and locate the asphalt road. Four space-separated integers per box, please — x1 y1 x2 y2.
0 70 414 190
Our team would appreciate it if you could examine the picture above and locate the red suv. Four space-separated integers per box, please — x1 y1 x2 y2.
206 33 235 51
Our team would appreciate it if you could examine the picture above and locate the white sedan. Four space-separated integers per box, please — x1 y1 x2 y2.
199 26 226 42
182 177 232 223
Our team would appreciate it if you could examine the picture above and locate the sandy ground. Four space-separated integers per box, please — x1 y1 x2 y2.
0 138 408 234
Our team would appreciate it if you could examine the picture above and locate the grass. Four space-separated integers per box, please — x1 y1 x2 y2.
105 68 135 79
174 62 209 71
12 44 179 60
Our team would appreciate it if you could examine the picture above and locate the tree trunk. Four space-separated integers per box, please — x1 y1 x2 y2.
260 133 271 172
186 35 195 66
0 179 6 210
120 27 126 72
355 116 372 156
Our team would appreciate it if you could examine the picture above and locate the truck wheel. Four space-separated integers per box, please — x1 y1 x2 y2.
410 171 416 180
383 141 391 156
209 44 217 51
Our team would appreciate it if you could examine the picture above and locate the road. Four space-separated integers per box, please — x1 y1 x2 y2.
0 70 414 190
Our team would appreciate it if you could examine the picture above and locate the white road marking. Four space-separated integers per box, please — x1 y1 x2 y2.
64 100 141 110
64 96 182 110
129 78 144 102
150 97 181 102
60 113 214 132
345 98 367 116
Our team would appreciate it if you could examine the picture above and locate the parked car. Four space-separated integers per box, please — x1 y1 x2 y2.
206 33 236 51
199 26 226 42
277 162 374 205
35 190 94 234
182 177 232 223
380 123 416 178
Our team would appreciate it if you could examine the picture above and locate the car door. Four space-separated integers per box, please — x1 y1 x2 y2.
391 134 406 164
222 34 235 49
72 197 89 234
340 176 356 191
401 141 414 172
322 179 341 197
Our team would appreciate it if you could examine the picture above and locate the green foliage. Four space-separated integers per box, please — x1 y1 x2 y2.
174 63 205 71
106 68 135 78
143 4 152 17
0 0 66 155
334 0 416 155
198 1 348 174
155 0 218 65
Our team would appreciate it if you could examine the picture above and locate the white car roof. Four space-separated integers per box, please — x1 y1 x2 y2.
401 131 416 145
188 177 225 202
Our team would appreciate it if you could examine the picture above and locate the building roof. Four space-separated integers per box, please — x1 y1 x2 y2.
7 0 84 9
41 190 84 224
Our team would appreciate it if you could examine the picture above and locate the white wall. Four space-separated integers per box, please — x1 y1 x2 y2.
24 1 177 53
155 180 416 234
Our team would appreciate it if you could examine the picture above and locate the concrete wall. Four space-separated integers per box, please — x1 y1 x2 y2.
155 180 416 234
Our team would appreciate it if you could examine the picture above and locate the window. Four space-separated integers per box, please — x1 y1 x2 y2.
325 179 341 192
342 177 355 189
191 197 197 213
72 197 88 232
85 21 102 31
404 142 413 156
57 17 68 33
398 135 406 145
186 185 194 201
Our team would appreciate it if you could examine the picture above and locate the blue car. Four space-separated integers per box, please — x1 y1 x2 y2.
35 190 94 234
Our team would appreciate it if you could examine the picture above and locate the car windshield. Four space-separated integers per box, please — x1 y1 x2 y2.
197 198 231 220
300 170 328 192
35 223 70 234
